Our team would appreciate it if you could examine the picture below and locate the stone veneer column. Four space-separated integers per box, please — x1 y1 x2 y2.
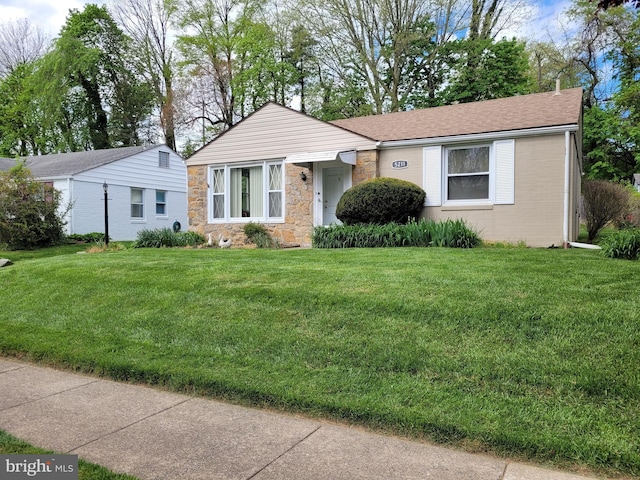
274 164 314 245
187 165 208 234
353 150 379 186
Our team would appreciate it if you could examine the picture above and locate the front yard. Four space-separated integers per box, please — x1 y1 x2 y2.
0 246 638 477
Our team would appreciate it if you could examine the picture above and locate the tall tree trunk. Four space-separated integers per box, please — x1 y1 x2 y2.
80 74 110 150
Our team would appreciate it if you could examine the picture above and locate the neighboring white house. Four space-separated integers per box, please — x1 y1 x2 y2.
634 174 640 192
1 145 188 241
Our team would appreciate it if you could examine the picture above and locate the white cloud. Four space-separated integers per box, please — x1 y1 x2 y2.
0 0 106 36
499 0 574 44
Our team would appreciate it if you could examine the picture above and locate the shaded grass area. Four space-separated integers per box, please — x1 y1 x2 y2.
0 430 138 479
1 247 639 477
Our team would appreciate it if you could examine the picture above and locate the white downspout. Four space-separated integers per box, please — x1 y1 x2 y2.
563 130 570 248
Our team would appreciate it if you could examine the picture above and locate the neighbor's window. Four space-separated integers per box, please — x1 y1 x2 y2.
156 190 167 216
159 151 170 168
446 146 490 201
131 188 144 218
210 162 284 222
40 181 54 203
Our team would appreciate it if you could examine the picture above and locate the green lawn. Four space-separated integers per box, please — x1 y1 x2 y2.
0 430 138 479
0 245 638 477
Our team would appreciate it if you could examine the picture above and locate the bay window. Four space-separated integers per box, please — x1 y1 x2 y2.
210 161 284 222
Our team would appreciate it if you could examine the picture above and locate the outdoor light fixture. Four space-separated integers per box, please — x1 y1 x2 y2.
299 171 307 181
103 181 109 247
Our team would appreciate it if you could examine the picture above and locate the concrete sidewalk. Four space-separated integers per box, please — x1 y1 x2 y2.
0 358 607 480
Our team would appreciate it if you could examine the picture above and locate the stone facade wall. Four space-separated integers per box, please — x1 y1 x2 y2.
187 163 315 247
187 150 379 247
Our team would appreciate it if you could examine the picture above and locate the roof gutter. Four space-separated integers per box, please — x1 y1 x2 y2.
378 124 579 149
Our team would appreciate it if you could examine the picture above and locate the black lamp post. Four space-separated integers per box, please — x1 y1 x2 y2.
103 181 109 247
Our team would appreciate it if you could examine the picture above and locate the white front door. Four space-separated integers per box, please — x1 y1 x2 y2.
313 162 352 227
322 167 344 225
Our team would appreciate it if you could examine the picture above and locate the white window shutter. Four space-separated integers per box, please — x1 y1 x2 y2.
423 146 442 206
494 140 515 205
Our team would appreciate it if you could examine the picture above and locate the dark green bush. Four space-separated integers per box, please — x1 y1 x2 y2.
336 177 426 225
600 228 640 260
0 164 68 250
134 228 205 248
313 219 481 248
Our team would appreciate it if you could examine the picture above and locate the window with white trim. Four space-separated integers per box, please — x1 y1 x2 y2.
210 161 284 222
445 145 490 201
268 164 283 217
156 190 167 216
423 139 514 207
212 168 225 219
131 188 144 218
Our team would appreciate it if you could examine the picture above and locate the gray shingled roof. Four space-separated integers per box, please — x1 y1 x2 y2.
331 88 583 142
22 145 160 178
0 157 16 172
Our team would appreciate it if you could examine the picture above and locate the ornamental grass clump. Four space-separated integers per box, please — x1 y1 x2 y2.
134 228 205 248
312 219 481 248
600 228 640 260
243 222 277 248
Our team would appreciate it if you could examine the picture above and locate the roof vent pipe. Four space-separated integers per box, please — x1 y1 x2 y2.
555 78 561 95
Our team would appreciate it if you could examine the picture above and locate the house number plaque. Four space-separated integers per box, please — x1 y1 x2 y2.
391 160 408 169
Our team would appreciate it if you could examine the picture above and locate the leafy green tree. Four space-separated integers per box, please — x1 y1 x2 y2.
565 0 639 179
526 41 584 93
608 11 640 177
38 4 154 151
0 164 68 249
0 63 44 156
110 0 180 150
286 25 318 114
440 38 533 104
178 0 294 132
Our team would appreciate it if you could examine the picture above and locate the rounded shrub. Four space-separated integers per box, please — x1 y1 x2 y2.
336 177 426 225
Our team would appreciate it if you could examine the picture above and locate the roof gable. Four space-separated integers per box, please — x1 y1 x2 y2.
186 102 377 166
23 145 168 178
331 88 583 142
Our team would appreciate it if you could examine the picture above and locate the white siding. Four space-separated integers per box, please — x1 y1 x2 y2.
66 181 188 240
187 103 378 166
52 179 72 235
494 139 515 205
74 146 186 192
423 146 442 206
50 146 188 240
